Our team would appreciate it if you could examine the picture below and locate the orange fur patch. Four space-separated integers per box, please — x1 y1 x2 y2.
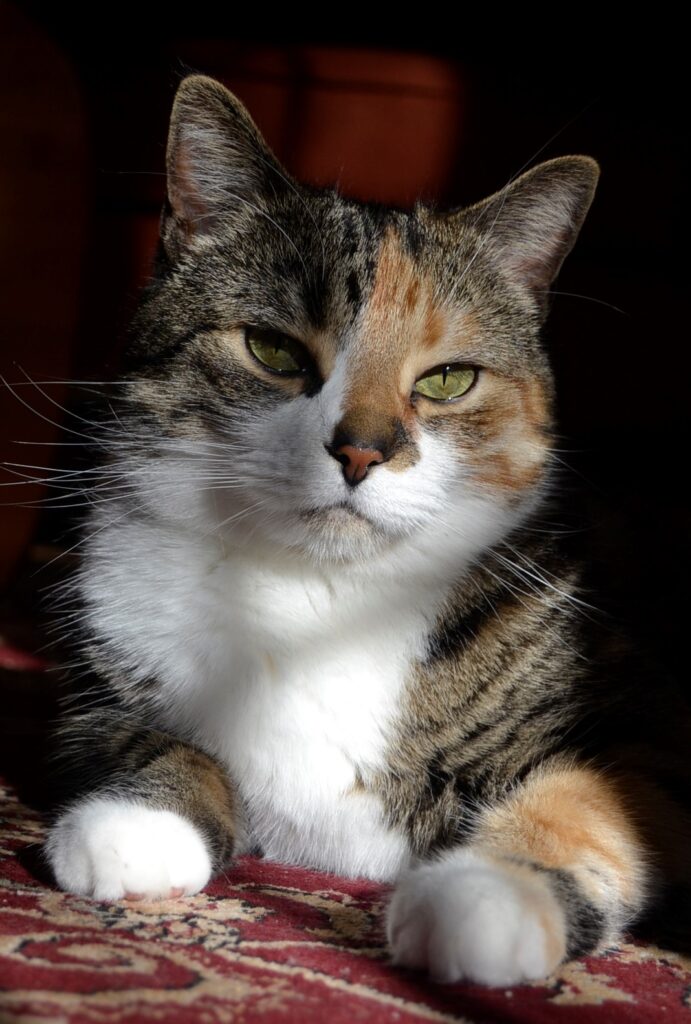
348 228 459 409
462 375 552 494
475 762 648 907
336 227 476 470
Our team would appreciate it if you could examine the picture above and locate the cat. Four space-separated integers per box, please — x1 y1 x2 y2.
43 73 691 987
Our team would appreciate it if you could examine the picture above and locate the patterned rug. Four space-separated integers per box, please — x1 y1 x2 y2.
2 780 691 1023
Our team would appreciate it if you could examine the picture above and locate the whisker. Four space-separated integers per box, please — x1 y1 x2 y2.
537 290 629 316
17 366 110 433
0 375 97 443
31 501 150 577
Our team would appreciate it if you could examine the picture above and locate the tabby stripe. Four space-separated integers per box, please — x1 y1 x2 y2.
546 868 607 958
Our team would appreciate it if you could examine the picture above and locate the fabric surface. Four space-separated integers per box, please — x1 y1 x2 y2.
1 779 691 1023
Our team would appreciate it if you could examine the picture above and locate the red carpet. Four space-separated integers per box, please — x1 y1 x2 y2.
2 780 691 1022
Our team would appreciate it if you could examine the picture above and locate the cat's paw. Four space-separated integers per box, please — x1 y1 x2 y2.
45 796 212 901
386 848 566 986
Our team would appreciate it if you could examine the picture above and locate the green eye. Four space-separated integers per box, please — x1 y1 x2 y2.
414 365 477 401
245 327 310 375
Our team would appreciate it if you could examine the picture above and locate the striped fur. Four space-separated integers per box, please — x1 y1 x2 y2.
44 75 691 985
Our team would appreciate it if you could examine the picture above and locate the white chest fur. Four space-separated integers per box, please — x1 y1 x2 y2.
80 517 449 881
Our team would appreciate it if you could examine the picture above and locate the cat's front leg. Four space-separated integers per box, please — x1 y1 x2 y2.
386 760 650 985
46 723 242 901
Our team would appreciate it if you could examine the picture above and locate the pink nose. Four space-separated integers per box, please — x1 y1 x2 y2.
330 444 384 486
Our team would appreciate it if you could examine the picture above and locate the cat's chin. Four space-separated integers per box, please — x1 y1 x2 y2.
299 503 372 529
295 503 394 563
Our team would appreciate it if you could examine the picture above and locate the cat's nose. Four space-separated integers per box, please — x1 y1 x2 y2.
326 442 385 487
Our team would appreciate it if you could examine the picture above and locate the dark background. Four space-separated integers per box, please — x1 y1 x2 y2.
1 5 687 698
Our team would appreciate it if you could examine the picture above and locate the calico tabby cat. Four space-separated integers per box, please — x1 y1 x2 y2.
45 74 691 987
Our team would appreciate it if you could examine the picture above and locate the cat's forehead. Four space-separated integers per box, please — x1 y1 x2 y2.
355 221 448 347
346 224 475 380
318 199 467 330
200 193 537 374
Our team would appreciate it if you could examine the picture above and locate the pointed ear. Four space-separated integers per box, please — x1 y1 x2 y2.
457 155 600 312
162 75 289 256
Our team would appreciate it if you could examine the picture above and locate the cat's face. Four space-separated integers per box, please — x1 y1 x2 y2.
120 76 598 568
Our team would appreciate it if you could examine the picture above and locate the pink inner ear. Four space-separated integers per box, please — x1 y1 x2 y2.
506 224 571 294
169 140 212 234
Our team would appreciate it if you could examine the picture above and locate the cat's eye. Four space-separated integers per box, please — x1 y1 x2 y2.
414 365 477 402
245 327 312 376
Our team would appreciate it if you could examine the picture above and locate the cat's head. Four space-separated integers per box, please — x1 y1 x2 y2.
121 75 599 570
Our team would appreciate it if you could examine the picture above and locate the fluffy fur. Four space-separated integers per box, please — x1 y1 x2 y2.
44 75 691 987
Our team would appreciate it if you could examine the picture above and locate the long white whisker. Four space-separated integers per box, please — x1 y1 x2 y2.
32 502 150 577
0 375 96 443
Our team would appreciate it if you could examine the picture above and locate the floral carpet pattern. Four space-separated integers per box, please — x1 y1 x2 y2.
1 780 691 1023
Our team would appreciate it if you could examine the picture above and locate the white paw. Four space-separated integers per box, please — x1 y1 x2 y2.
46 796 212 900
387 848 566 986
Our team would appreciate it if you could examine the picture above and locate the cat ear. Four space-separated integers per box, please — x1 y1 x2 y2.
162 75 288 254
456 155 600 312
